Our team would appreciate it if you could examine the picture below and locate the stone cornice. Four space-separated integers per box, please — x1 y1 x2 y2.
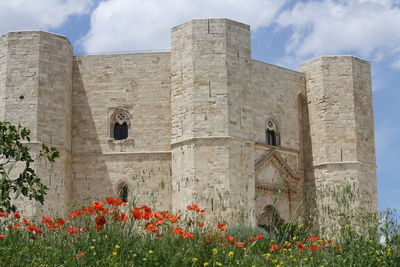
255 181 300 195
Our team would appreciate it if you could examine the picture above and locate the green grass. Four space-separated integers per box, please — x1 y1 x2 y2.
0 198 399 266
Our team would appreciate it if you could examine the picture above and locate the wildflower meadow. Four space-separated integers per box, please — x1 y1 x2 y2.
0 196 399 266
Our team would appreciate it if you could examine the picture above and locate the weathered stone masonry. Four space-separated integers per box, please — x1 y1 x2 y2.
0 18 377 227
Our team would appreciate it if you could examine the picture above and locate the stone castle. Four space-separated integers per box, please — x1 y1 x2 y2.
0 18 377 226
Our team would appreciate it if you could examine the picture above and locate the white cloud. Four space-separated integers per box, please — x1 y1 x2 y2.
275 0 400 69
0 0 93 33
82 0 287 53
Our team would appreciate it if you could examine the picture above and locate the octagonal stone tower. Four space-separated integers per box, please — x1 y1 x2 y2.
0 31 73 216
301 56 377 228
171 19 256 224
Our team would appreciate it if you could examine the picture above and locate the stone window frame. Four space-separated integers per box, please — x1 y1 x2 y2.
108 107 134 143
117 182 129 203
265 117 280 146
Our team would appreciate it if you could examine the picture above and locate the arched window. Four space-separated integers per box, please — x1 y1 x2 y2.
265 119 279 146
110 108 131 140
117 183 129 203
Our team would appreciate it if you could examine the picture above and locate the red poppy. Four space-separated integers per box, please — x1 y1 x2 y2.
42 217 52 223
80 228 87 232
55 218 65 225
224 235 235 243
235 241 245 247
22 219 30 225
131 210 143 220
198 222 205 227
82 207 95 214
26 225 42 233
335 247 343 252
256 234 265 240
67 227 77 234
308 236 319 242
13 212 21 219
173 226 183 235
95 216 106 226
118 212 128 222
217 222 227 231
69 211 82 218
309 245 318 251
105 197 123 206
155 218 165 225
247 237 256 242
75 252 85 260
47 223 58 230
186 204 199 212
137 205 152 212
0 211 8 217
145 223 157 233
0 234 5 239
296 241 305 250
97 207 109 215
182 232 195 239
269 244 280 252
143 211 153 220
91 201 103 210
241 247 247 251
169 215 180 223
160 211 170 218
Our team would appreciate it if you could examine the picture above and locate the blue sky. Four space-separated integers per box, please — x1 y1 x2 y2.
1 0 399 211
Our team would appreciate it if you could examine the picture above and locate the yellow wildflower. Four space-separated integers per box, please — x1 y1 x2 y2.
212 248 218 255
216 262 223 266
114 244 121 249
148 250 154 254
112 252 118 256
228 251 234 258
192 258 198 262
204 262 209 266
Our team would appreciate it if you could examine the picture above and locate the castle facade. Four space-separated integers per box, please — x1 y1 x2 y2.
0 18 377 226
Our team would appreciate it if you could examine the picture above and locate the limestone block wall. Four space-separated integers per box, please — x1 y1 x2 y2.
71 52 172 209
2 32 41 136
251 61 304 151
0 31 73 216
71 153 172 210
0 34 7 121
171 19 256 224
301 56 377 218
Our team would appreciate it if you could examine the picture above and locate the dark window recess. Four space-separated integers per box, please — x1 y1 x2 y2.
114 122 128 140
118 184 128 203
266 130 277 146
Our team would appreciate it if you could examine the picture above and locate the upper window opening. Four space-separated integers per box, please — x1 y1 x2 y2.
114 122 128 140
266 130 277 146
110 108 131 141
265 119 279 146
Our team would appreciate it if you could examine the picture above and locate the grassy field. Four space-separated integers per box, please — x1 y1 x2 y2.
0 197 399 266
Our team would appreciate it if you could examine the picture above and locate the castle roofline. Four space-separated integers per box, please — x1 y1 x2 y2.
301 55 370 66
1 30 72 48
172 18 250 31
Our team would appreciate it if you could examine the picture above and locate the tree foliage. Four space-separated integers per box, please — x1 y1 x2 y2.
0 121 59 212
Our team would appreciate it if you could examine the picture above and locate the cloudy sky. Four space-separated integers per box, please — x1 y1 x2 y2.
1 0 399 211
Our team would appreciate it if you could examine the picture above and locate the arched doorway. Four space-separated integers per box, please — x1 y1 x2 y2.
117 182 129 203
258 205 284 232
